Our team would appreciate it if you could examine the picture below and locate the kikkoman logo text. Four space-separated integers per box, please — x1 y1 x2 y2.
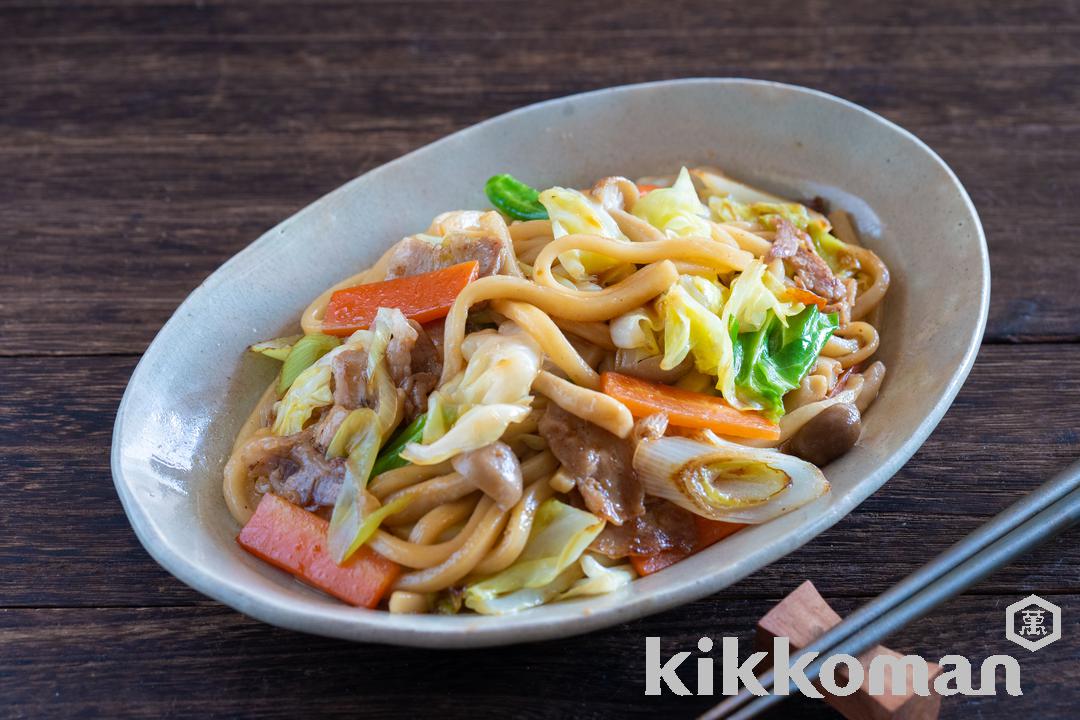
644 637 1023 697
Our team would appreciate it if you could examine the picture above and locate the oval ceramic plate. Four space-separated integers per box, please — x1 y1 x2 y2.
112 79 989 647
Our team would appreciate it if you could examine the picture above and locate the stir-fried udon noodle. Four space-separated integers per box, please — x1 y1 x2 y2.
225 167 889 615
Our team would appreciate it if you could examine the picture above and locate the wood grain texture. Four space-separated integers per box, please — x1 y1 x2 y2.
2 2 1079 718
2 1 1080 353
1 595 1077 719
3 345 1078 609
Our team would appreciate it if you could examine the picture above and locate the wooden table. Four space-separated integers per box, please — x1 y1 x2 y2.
2 1 1078 717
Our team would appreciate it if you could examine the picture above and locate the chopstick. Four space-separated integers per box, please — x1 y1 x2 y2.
700 459 1080 720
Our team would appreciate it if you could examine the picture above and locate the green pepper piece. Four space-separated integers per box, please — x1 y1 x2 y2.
371 413 427 477
484 174 549 221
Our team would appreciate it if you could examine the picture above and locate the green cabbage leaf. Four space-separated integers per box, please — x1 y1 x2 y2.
464 499 606 614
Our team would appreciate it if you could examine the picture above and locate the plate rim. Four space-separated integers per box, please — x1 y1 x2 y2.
111 77 990 647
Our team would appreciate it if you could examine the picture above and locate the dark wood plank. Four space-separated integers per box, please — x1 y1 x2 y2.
4 129 1078 353
5 1 1080 42
3 3 1079 718
2 344 1078 607
1 3 1080 353
1 595 1077 719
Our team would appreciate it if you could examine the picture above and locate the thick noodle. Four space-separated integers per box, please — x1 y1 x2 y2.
226 166 893 612
440 261 679 382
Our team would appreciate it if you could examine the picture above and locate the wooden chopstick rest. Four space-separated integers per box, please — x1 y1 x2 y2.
756 581 943 720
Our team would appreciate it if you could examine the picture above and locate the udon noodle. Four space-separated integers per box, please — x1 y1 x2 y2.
226 167 889 615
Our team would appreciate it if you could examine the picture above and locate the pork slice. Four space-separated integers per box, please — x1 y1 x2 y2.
590 499 697 559
384 231 512 280
765 217 800 261
401 372 438 421
538 403 645 525
394 320 443 420
282 441 346 510
773 219 847 302
331 349 370 409
411 319 444 376
248 431 345 511
312 404 350 452
385 320 419 387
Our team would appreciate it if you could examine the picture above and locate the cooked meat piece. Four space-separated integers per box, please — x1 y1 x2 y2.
411 319 443 376
332 321 443 421
401 372 438 420
385 319 419 387
384 230 514 280
590 498 697 558
451 441 523 511
765 217 800 261
630 413 669 447
331 349 370 409
388 317 442 418
249 432 345 511
287 441 346 509
781 402 862 466
774 218 847 302
311 404 350 452
538 403 645 525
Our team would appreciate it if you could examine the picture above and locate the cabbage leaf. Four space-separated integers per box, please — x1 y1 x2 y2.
806 218 853 275
659 263 802 409
271 361 335 436
610 306 663 354
559 554 636 600
327 407 383 563
660 276 730 374
277 333 341 396
632 166 712 238
538 186 628 281
463 554 634 615
706 194 812 231
400 328 541 465
249 335 302 362
732 305 839 418
464 499 605 614
399 403 531 465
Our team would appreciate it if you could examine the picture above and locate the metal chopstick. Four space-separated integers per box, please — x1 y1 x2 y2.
700 459 1080 720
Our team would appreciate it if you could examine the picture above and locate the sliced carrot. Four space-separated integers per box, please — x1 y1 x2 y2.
693 515 745 548
785 286 828 310
637 183 661 194
322 260 479 337
630 547 688 576
237 493 400 608
630 517 745 576
600 371 780 441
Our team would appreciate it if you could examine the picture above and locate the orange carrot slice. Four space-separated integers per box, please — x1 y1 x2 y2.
238 493 400 608
600 371 780 441
322 260 479 337
785 286 828 310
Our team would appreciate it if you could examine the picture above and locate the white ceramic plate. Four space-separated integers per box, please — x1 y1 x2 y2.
112 79 989 647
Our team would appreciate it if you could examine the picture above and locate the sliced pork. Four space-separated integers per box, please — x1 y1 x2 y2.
771 219 847 302
248 431 345 512
384 217 517 280
590 498 697 559
538 403 645 525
